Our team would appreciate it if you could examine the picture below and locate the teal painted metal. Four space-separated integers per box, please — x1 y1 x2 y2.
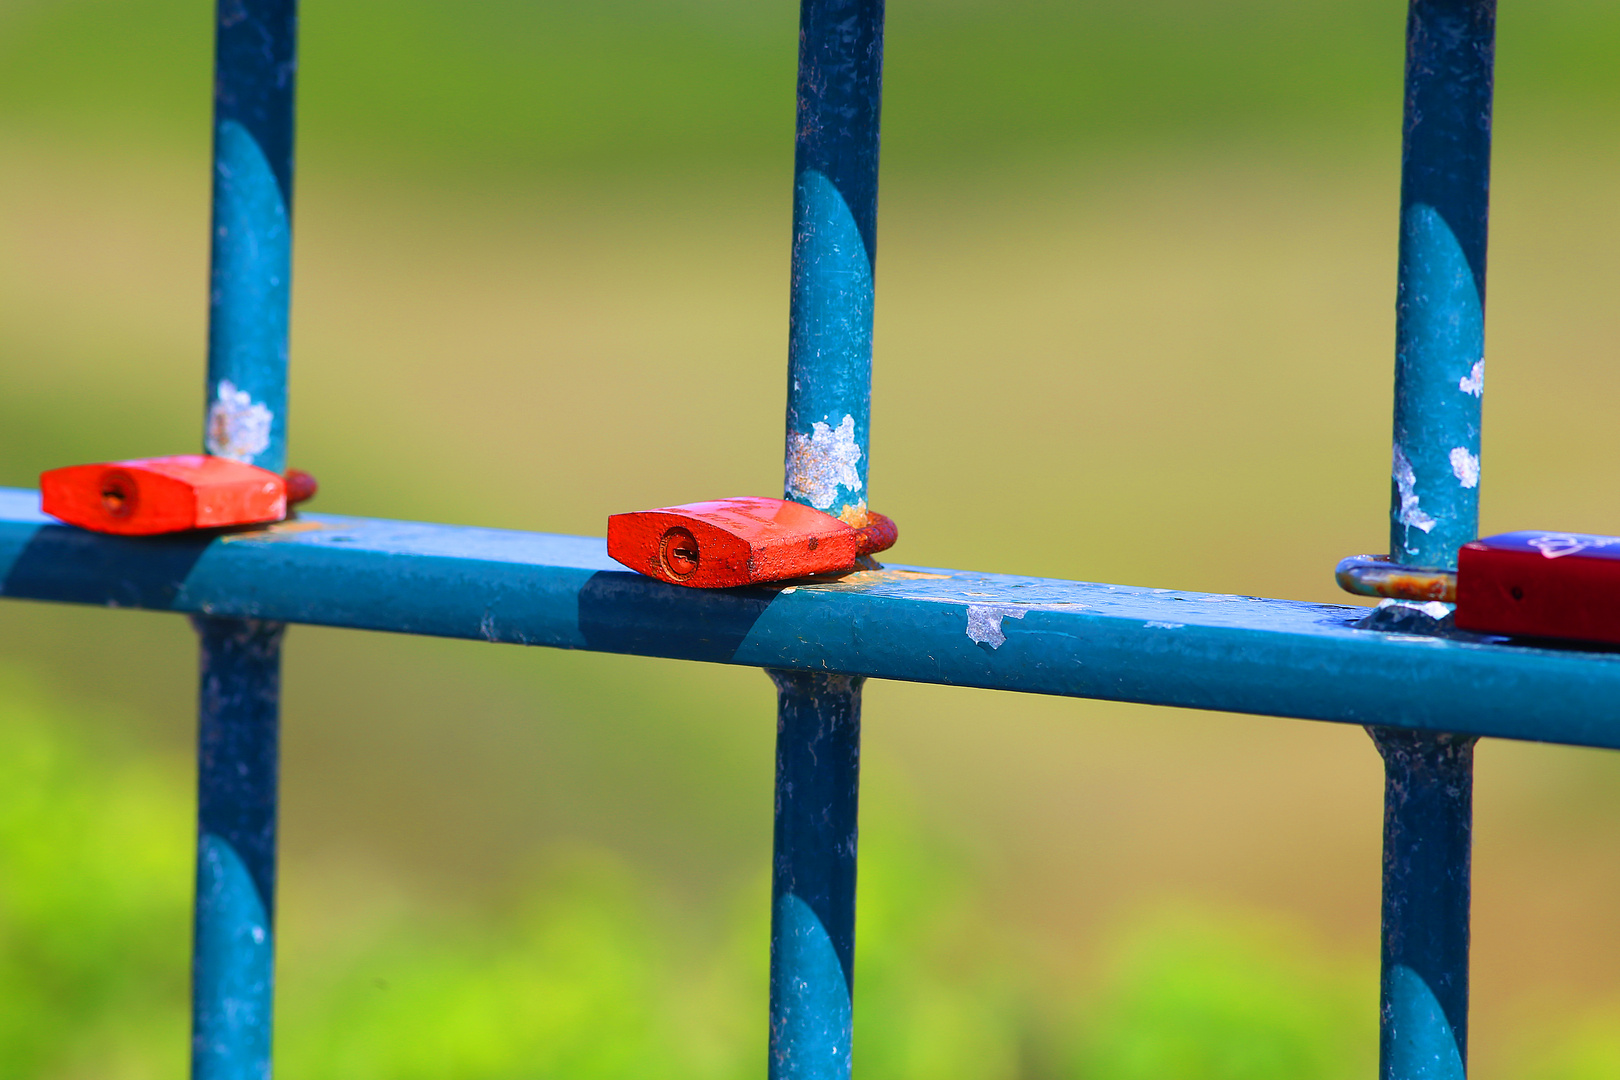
773 2 884 1075
783 0 883 523
7 493 1620 749
1372 729 1474 1080
1376 4 1495 1078
194 1 298 1077
206 0 297 477
769 672 862 1079
192 616 282 1080
1389 0 1494 571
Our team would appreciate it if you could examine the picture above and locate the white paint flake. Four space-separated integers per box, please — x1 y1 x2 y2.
1449 447 1480 488
1392 445 1437 533
205 379 272 463
1144 621 1185 629
965 604 1026 649
1376 598 1453 621
1458 359 1485 397
785 414 862 511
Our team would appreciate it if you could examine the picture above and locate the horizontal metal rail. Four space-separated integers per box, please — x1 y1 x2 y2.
6 486 1619 749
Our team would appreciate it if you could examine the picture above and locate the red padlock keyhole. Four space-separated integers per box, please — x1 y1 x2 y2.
41 456 317 536
609 497 896 588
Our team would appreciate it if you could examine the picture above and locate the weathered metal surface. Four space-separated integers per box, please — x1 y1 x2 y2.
206 0 298 477
1371 728 1474 1080
1375 5 1496 1077
40 456 287 536
7 492 1620 748
192 616 283 1080
1388 0 1494 571
783 0 884 527
195 2 298 1077
769 671 862 1080
1336 554 1457 604
607 498 864 588
775 2 885 1074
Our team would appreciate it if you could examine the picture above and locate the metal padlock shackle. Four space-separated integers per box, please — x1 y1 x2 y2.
1338 532 1620 646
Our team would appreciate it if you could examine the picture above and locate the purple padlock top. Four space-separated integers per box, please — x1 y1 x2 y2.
1475 531 1620 561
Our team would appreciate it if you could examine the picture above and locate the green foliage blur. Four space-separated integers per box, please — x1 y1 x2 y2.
6 1 1620 1076
4 0 1620 178
0 664 1385 1079
3 646 1611 1076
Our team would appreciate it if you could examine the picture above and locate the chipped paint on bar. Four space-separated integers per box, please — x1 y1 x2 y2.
8 490 1620 749
1458 359 1484 397
1449 447 1480 489
1393 445 1437 537
206 380 274 463
785 415 864 514
965 604 1026 649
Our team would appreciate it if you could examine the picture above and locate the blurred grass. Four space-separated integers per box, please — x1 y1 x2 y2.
5 0 1620 1076
0 665 1387 1080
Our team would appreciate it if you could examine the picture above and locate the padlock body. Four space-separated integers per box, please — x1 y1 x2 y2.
41 455 287 536
1455 531 1620 645
607 497 859 587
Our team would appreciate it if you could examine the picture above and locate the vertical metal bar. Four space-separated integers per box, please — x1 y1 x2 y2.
193 617 284 1080
1370 728 1476 1080
782 0 884 528
1389 0 1494 571
193 2 297 1078
205 0 297 476
770 3 883 1078
768 671 864 1080
1374 4 1495 1079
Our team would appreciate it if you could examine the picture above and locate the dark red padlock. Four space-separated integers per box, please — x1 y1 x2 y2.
1455 531 1620 645
607 497 897 588
40 455 317 536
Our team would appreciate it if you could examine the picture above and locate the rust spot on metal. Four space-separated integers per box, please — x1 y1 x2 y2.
1335 554 1457 603
788 567 952 592
220 519 329 543
852 511 897 557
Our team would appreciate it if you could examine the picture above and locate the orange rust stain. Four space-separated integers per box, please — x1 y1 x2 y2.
790 567 952 592
220 519 329 543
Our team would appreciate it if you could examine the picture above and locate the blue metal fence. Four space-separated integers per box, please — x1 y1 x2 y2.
0 0 1604 1076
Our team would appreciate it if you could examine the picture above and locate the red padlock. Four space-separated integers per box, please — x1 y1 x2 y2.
1455 531 1620 645
40 455 317 536
607 497 897 588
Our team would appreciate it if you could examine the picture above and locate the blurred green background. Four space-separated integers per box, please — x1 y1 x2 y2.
4 0 1620 1076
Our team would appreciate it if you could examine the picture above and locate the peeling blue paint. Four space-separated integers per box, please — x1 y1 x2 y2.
207 120 289 473
7 493 1620 748
769 672 861 1080
1389 0 1495 570
193 834 274 1080
193 616 283 1080
1378 7 1494 1078
784 0 883 523
774 4 884 1075
1392 204 1483 563
195 3 297 1076
1371 729 1475 1080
